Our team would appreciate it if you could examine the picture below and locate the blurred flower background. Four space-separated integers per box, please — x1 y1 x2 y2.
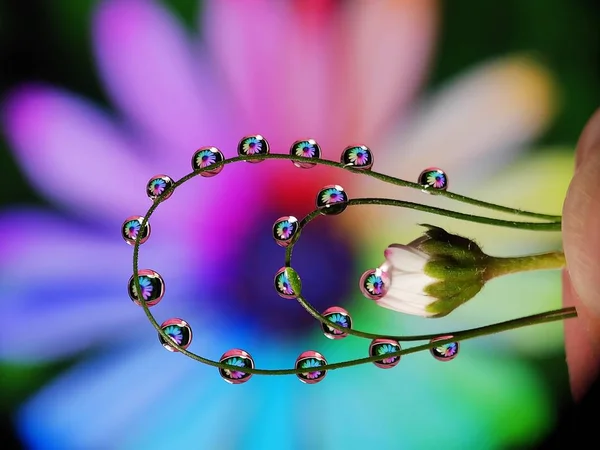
0 0 598 449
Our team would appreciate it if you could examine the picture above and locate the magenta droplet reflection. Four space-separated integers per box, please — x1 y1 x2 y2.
321 306 352 339
219 349 254 384
429 336 459 361
122 216 151 246
341 145 373 170
290 139 321 169
238 135 270 163
192 146 225 177
359 268 390 300
128 269 164 306
272 216 299 248
146 174 174 201
369 338 401 369
158 318 192 352
295 350 328 384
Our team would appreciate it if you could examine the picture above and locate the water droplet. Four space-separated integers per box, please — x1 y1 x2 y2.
122 216 151 246
429 336 459 361
274 267 301 299
369 338 401 369
219 349 254 384
295 350 327 384
418 167 448 192
341 145 373 170
146 174 174 201
128 269 165 306
158 318 192 352
321 306 352 339
359 268 390 300
316 184 348 215
290 139 321 169
238 135 269 163
192 146 225 177
272 216 299 247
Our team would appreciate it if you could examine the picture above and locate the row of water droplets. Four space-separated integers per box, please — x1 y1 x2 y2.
123 134 457 384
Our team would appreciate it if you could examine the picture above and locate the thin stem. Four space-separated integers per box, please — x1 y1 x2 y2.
234 154 562 220
128 151 573 378
153 153 562 222
293 294 574 342
485 252 566 280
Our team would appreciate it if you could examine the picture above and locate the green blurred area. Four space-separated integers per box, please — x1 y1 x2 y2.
0 0 596 416
431 0 598 146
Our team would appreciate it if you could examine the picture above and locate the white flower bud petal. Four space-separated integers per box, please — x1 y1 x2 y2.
384 245 429 273
377 297 437 317
389 271 435 294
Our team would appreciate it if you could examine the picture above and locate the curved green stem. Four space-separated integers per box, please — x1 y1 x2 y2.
235 154 562 220
154 153 562 222
129 150 573 378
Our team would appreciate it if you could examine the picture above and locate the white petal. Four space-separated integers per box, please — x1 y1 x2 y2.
380 55 557 189
379 288 431 310
384 245 429 272
341 56 557 247
389 271 435 294
376 297 434 317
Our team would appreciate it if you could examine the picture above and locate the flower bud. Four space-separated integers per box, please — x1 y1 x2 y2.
375 224 488 318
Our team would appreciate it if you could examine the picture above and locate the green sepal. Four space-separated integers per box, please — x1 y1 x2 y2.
424 281 484 317
416 224 486 263
414 225 488 317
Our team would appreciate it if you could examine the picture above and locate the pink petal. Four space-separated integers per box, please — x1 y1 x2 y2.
93 0 225 152
203 0 436 153
331 0 438 142
2 84 151 223
202 0 296 143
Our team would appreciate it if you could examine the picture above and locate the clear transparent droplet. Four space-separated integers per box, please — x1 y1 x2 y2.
321 306 352 340
316 184 348 215
418 167 448 192
158 318 192 352
429 336 459 361
274 267 301 299
369 338 401 369
359 268 390 300
290 139 321 169
295 351 327 384
122 216 151 246
219 349 254 384
272 216 299 248
238 134 269 163
146 174 174 201
341 145 373 170
128 269 165 306
192 146 225 177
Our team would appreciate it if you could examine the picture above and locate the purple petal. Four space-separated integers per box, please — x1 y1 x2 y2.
2 84 152 223
0 209 190 361
93 0 226 152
